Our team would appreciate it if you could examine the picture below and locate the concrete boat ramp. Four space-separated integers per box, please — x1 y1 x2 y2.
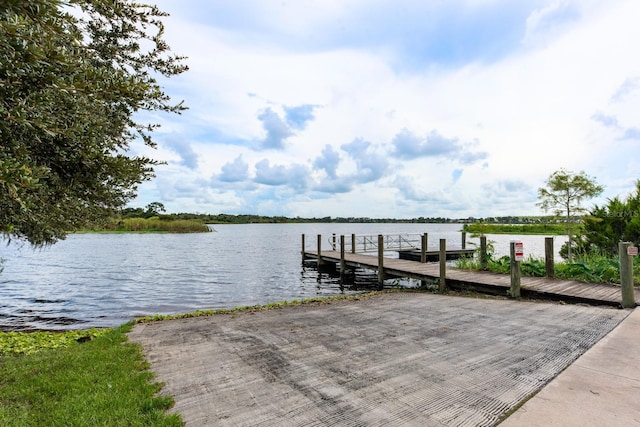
128 293 634 426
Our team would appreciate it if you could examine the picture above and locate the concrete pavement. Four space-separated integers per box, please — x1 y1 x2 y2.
129 292 630 426
500 307 640 426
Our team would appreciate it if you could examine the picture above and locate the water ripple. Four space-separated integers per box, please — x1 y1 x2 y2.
0 224 565 330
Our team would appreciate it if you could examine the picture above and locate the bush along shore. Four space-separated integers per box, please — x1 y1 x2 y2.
79 217 212 233
461 223 566 235
456 250 640 286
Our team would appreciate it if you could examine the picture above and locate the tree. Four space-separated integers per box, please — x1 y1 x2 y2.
0 0 187 246
537 169 603 259
144 202 166 217
575 180 640 255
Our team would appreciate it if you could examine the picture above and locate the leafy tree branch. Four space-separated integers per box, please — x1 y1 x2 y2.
0 0 187 245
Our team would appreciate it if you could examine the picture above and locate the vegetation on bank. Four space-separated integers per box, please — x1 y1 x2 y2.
0 328 110 356
81 217 212 233
461 223 566 235
0 324 182 426
456 250 640 286
120 204 559 225
134 292 381 323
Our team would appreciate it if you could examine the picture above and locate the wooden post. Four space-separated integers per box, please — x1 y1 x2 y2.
480 236 487 270
301 234 306 263
545 237 554 278
340 235 346 278
462 232 466 250
317 234 324 267
439 239 446 292
377 234 385 290
421 233 428 263
332 233 336 250
351 233 356 254
510 241 521 298
619 241 636 308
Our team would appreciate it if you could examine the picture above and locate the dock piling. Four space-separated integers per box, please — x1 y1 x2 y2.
510 241 521 298
439 239 446 292
421 233 428 263
545 237 554 278
340 235 346 278
480 236 488 270
378 234 385 290
317 234 324 267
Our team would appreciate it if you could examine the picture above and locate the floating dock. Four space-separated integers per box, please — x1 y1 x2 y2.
397 248 475 262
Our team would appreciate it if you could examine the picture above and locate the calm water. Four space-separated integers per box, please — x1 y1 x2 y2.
0 223 566 331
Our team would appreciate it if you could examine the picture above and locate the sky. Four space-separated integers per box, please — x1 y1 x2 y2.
130 0 640 219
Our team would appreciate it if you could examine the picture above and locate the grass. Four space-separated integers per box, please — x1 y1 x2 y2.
455 251 640 285
134 292 382 323
462 223 566 235
81 217 211 233
0 328 110 356
0 324 182 426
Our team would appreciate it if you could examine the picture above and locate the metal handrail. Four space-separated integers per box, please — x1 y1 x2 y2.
349 233 422 253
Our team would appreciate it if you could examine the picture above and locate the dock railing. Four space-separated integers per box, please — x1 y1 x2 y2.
321 232 465 254
351 233 421 253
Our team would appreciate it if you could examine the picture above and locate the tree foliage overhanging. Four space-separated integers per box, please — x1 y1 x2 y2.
0 0 187 246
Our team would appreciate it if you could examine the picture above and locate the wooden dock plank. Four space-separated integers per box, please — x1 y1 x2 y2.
304 250 639 307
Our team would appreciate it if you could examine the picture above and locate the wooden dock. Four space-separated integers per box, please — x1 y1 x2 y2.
303 249 640 307
398 248 475 262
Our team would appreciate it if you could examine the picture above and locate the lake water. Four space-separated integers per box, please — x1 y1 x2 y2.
0 223 567 331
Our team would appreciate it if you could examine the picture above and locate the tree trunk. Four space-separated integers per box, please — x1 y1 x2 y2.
566 206 572 260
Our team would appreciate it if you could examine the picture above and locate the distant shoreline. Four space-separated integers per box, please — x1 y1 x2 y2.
462 223 566 235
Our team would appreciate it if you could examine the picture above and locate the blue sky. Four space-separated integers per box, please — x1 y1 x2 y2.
132 0 640 218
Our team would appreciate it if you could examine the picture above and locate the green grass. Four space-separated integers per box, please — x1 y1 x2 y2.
135 292 382 323
555 255 629 284
0 324 183 426
81 217 211 233
462 223 566 235
0 328 110 356
455 251 640 285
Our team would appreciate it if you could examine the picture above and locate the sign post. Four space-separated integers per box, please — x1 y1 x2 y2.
620 242 636 308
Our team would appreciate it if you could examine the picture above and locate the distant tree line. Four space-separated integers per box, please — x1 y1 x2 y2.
118 205 559 225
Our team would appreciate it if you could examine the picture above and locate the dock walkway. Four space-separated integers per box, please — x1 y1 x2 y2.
304 250 640 307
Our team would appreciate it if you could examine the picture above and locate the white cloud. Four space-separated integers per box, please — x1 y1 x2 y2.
131 0 640 217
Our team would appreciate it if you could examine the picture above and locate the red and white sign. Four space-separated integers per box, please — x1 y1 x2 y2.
513 241 524 261
628 246 639 256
